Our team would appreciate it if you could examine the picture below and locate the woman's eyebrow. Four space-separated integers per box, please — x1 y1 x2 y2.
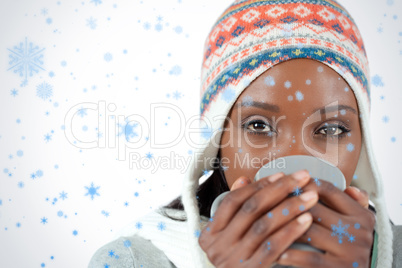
233 101 280 113
312 104 357 115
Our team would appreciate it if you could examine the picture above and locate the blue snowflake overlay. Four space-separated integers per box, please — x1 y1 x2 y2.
85 182 100 200
36 82 53 100
8 37 45 86
331 219 356 244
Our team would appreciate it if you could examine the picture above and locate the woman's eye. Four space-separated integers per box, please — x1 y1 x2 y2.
317 124 347 136
244 120 274 135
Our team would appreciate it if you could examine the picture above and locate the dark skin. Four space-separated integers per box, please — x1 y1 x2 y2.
198 59 375 267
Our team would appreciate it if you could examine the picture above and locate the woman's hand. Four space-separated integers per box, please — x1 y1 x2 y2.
276 179 376 268
198 170 320 267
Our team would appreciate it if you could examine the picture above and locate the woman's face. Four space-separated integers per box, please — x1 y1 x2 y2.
219 58 362 189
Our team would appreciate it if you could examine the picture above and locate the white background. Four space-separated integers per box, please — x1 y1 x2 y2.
0 0 401 267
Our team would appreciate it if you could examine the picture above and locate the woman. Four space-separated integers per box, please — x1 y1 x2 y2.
89 0 402 267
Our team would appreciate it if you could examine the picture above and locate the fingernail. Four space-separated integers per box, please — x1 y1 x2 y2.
349 186 360 192
300 191 318 202
297 213 312 225
231 177 249 190
268 172 284 183
293 170 309 181
279 253 288 260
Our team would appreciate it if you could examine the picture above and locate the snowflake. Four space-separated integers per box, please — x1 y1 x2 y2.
36 82 53 100
242 95 253 106
157 221 166 231
157 15 163 22
142 153 152 160
280 24 293 38
10 89 18 97
40 217 48 224
221 165 229 171
222 88 236 103
292 186 303 196
174 26 183 34
143 22 151 30
101 210 110 217
123 240 132 248
155 23 163 32
18 181 24 188
169 65 182 76
346 143 355 152
264 76 275 86
108 250 115 257
267 212 273 218
193 229 201 238
331 219 352 244
313 177 321 186
348 235 356 243
59 191 68 200
382 115 389 123
72 230 78 236
36 169 44 177
124 201 129 207
104 53 113 62
135 221 143 229
85 182 100 200
44 133 52 142
372 75 384 87
117 120 139 141
41 8 48 16
77 107 87 117
295 91 304 101
172 90 182 100
90 0 102 6
30 173 37 179
86 17 97 29
282 208 289 216
8 37 45 86
284 81 292 89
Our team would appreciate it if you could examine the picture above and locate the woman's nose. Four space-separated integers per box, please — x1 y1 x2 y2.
272 129 314 159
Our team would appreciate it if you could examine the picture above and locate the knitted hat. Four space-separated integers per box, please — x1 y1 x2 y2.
181 0 393 267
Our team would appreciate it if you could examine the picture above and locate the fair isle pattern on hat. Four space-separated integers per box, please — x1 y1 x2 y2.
180 1 394 268
200 0 370 117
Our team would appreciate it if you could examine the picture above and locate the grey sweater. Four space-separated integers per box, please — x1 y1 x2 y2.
89 224 402 268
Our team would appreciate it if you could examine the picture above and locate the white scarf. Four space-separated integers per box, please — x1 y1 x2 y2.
114 207 214 268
